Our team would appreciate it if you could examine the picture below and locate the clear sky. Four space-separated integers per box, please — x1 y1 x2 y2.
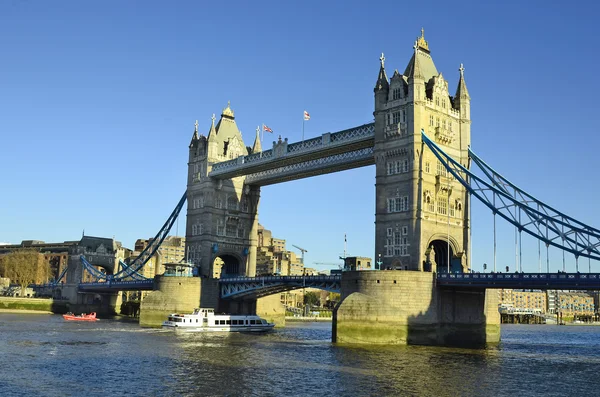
1 0 600 273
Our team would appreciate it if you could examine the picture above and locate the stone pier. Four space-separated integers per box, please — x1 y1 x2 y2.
139 276 286 327
139 276 219 327
333 271 500 347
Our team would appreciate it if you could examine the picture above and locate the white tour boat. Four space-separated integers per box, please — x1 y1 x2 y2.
162 308 275 332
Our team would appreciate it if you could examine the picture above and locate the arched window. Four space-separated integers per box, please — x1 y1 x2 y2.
227 196 238 211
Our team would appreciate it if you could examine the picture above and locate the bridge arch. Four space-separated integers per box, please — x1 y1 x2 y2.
425 234 462 273
214 253 244 278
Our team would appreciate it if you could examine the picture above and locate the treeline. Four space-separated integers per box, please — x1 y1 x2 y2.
0 249 51 296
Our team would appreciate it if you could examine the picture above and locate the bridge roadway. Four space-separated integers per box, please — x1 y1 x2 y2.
437 272 600 290
209 123 375 185
75 272 600 295
76 274 342 299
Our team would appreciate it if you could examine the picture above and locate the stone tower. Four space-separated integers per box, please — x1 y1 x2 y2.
186 102 261 278
374 29 471 273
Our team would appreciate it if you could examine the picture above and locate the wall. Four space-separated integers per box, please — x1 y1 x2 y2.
333 271 500 347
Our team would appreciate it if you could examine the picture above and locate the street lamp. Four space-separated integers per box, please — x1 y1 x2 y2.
377 253 382 271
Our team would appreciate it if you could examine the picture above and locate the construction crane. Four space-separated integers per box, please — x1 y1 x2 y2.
313 262 343 273
292 245 307 265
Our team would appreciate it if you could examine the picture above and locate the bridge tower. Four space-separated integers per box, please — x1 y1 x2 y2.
186 102 261 277
373 29 471 273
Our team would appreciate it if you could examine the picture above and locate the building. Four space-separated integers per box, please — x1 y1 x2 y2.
255 224 304 276
497 289 547 314
128 236 185 278
373 29 471 272
0 240 74 282
557 292 595 318
344 256 372 271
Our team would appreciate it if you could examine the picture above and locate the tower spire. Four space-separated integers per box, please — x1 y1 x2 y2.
374 52 389 92
207 113 217 139
252 125 262 153
455 63 470 99
189 119 199 148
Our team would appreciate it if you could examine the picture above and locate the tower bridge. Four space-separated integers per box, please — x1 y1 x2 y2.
67 29 600 347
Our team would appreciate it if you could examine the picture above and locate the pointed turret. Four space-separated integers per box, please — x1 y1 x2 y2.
455 63 470 100
374 52 390 92
252 126 262 153
189 120 199 148
374 53 389 110
454 63 471 119
207 113 217 140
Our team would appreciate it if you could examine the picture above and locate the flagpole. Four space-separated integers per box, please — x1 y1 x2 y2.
302 118 305 142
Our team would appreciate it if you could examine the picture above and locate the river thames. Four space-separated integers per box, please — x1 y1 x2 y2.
0 314 599 396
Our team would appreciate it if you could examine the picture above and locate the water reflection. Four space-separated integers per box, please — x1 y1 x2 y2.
0 315 599 396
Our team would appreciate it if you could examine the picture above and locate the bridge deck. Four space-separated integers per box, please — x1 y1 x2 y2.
437 272 600 290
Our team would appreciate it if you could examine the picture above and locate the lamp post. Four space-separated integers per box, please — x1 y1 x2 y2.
377 253 382 271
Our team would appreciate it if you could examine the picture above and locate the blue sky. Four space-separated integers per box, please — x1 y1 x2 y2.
1 0 599 273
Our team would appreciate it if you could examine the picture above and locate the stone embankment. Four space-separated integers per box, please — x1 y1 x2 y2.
0 297 54 313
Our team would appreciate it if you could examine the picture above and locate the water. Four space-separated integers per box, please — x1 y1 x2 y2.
1 314 599 397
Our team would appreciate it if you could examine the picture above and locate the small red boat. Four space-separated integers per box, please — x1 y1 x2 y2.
62 312 99 321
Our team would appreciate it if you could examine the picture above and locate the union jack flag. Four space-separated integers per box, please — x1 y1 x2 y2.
303 110 310 121
263 124 273 133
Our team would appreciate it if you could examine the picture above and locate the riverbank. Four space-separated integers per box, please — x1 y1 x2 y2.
0 297 54 313
285 316 332 322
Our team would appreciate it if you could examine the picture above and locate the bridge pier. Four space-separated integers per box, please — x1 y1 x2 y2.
333 271 500 347
139 276 219 327
219 294 286 327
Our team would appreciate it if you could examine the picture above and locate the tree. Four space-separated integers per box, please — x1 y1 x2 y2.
303 291 320 307
0 249 50 296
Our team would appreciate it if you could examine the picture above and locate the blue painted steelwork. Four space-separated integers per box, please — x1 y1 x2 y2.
79 191 187 282
219 275 341 299
422 131 600 261
437 272 600 290
78 279 154 292
80 255 110 281
53 266 69 284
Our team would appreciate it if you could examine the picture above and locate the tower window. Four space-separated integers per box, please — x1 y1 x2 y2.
437 198 448 215
392 111 401 125
393 88 401 100
429 115 434 126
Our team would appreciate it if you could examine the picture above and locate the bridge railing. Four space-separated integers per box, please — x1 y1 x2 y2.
437 272 600 289
219 275 341 283
210 123 374 175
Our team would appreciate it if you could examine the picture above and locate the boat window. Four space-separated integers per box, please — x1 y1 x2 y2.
250 320 256 325
226 320 231 325
261 320 267 324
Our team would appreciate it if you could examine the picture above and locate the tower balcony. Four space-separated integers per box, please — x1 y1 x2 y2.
434 126 454 144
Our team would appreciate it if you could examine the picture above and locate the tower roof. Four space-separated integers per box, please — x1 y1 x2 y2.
404 29 438 82
207 101 248 157
455 63 470 99
374 52 390 92
206 113 217 139
189 120 199 148
252 126 262 153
